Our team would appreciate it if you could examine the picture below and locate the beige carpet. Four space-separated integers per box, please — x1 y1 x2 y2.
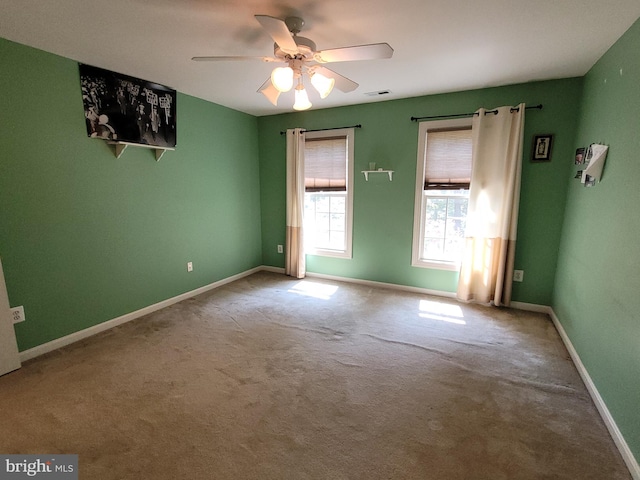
0 271 630 479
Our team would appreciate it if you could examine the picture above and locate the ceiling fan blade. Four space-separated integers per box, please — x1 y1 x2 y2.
314 43 394 63
192 55 281 63
255 15 299 56
258 77 280 106
313 66 359 93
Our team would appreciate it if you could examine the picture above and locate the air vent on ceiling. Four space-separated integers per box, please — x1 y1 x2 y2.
364 90 392 97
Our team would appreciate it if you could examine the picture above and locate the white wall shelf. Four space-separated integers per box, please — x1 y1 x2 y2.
361 170 394 181
107 141 174 161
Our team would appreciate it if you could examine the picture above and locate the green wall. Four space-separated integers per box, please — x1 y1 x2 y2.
258 79 583 304
0 38 263 351
553 18 640 462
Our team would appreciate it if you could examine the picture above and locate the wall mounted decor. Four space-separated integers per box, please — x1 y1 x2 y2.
79 64 176 149
531 134 553 162
581 143 609 186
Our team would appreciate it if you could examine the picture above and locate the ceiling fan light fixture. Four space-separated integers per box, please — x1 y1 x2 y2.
271 66 294 92
293 83 312 111
310 71 335 99
259 81 281 106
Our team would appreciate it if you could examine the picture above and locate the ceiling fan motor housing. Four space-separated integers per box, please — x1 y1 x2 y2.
284 16 305 34
274 36 317 60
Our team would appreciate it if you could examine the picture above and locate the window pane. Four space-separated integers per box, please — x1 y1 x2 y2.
421 192 468 262
329 231 345 250
424 238 444 259
315 195 330 212
315 212 330 230
446 217 465 239
315 230 330 248
330 195 345 213
304 192 348 253
425 198 447 237
444 238 465 260
446 197 468 238
329 213 345 232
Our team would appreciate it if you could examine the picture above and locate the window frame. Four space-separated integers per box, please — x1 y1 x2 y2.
304 128 355 259
412 118 472 271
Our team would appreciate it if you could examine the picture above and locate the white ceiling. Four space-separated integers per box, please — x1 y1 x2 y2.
1 0 639 116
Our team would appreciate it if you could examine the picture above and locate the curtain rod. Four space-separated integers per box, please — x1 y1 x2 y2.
279 124 362 135
410 104 543 122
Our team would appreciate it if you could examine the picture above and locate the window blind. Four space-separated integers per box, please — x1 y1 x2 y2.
424 127 472 189
304 136 347 192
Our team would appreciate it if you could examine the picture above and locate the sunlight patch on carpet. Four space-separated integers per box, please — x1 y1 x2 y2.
418 299 466 325
288 280 339 300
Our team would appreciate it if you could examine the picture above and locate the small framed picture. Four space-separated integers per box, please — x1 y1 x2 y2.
532 134 553 162
575 147 585 165
584 144 593 164
585 174 596 187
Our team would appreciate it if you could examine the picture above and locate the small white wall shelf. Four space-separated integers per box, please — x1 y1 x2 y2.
108 141 174 161
361 169 394 181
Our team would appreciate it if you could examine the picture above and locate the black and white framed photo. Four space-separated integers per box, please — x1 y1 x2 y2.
79 64 177 148
531 134 553 162
584 144 593 163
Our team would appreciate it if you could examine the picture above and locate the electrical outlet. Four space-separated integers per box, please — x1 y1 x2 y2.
277 245 283 254
513 270 524 282
11 306 25 324
187 262 193 272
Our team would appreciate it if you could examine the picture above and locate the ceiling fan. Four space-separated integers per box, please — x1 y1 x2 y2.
192 15 394 110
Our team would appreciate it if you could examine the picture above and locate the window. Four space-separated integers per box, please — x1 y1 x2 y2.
303 128 354 258
412 118 472 270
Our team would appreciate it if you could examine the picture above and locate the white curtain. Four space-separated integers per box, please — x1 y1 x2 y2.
457 104 525 306
285 128 306 278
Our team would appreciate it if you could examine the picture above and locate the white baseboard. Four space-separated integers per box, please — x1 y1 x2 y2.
19 266 263 362
509 301 552 314
304 271 457 298
261 265 285 274
548 308 640 479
